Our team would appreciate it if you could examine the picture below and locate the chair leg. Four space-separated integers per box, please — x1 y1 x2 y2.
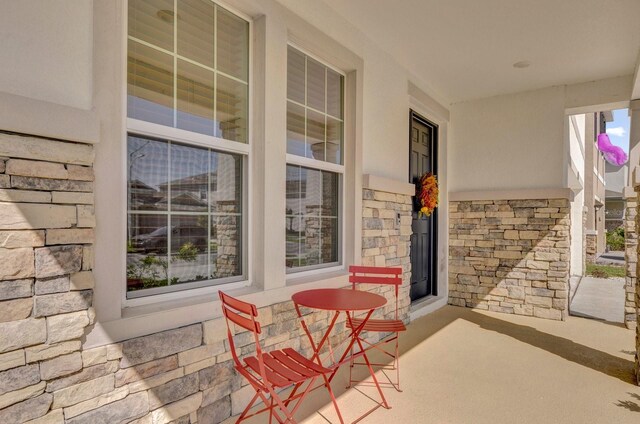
236 391 260 424
284 382 303 408
321 373 345 424
347 343 354 389
394 336 402 392
355 336 390 409
269 397 274 424
258 391 288 424
267 387 297 423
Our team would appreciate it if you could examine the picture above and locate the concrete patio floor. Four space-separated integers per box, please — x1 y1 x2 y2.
223 305 639 424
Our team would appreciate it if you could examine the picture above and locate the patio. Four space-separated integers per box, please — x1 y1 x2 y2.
223 305 639 424
2 1 640 423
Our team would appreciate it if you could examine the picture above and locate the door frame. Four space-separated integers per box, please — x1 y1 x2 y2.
409 109 439 299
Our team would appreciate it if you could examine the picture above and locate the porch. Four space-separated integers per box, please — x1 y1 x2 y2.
224 305 638 424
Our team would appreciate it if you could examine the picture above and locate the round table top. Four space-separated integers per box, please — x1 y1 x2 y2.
292 288 386 311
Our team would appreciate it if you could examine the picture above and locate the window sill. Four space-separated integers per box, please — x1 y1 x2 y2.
85 271 350 349
286 266 347 286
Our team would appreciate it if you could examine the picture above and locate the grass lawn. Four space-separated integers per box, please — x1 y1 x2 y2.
586 263 625 278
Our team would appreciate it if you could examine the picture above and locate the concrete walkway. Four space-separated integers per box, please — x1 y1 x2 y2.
596 251 625 266
223 306 638 424
570 276 625 324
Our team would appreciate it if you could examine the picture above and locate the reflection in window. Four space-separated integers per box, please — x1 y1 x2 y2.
285 46 343 273
285 165 339 270
127 0 249 142
127 135 242 293
286 46 344 164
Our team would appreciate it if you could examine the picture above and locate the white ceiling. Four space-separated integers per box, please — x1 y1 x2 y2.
317 0 640 104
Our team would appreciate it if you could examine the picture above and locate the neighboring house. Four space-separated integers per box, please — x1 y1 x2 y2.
0 1 639 422
605 161 628 232
583 111 612 260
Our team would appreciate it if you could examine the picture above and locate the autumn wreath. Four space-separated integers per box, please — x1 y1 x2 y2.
416 172 439 217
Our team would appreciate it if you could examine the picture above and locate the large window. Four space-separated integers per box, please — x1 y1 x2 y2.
126 0 249 297
286 46 344 272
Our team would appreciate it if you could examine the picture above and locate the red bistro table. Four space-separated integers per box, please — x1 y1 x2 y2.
291 288 390 423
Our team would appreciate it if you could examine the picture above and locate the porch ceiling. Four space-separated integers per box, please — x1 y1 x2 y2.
286 0 640 104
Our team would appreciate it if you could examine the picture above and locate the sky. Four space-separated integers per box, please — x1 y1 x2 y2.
605 108 630 154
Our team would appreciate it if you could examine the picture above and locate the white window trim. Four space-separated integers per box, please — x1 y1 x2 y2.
127 119 250 156
284 44 346 278
122 0 253 305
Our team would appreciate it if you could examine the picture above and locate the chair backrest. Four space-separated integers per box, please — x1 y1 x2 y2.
219 291 262 370
349 265 403 319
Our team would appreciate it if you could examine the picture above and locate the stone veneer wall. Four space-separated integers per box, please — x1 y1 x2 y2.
0 132 96 423
448 199 570 320
625 197 637 329
634 185 640 383
0 149 414 423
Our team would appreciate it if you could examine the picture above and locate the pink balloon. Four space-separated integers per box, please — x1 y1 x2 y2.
597 133 627 166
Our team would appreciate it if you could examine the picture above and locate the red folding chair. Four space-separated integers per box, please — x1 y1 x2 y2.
346 265 406 392
219 291 338 423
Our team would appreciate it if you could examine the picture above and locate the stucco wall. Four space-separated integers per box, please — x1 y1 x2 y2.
0 0 93 110
570 190 585 276
569 114 585 276
0 0 451 348
449 86 566 192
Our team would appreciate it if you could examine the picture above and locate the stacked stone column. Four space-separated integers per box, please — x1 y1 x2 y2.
585 232 597 262
635 186 640 384
625 195 638 329
361 188 413 322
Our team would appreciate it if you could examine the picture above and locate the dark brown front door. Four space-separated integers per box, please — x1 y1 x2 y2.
409 111 438 301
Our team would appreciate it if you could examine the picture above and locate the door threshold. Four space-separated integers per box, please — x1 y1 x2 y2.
409 295 447 321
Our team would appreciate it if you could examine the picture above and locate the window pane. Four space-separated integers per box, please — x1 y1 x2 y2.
326 69 343 119
210 151 242 214
129 0 174 51
307 110 325 161
287 47 305 104
216 6 249 81
301 217 320 266
127 214 169 291
177 0 214 68
168 215 209 284
326 117 342 165
306 57 325 111
128 136 169 211
177 60 215 136
321 171 338 216
286 165 301 214
127 134 244 294
128 2 249 144
320 218 338 264
170 143 209 212
286 217 302 269
217 74 248 143
211 215 242 278
300 167 321 216
287 102 306 157
285 166 340 271
128 40 175 126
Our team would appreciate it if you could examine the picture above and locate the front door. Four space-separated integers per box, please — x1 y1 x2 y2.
409 111 438 301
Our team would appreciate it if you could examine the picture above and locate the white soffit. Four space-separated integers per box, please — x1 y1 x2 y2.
318 0 640 104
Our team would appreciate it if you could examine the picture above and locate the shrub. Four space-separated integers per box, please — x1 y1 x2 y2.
606 226 625 251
